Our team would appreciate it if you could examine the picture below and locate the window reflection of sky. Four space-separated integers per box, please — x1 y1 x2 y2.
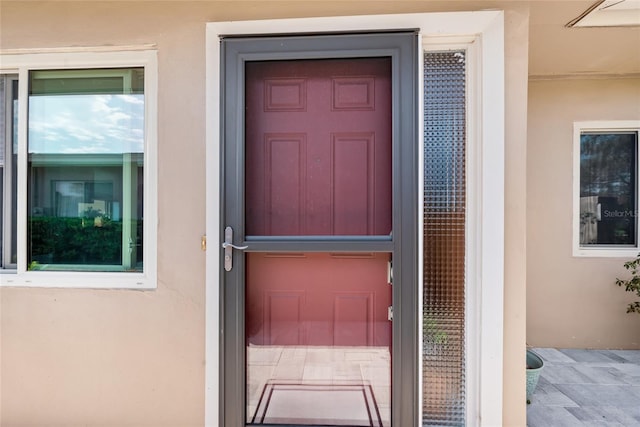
28 94 144 154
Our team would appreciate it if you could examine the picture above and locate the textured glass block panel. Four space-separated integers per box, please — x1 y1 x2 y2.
422 51 466 426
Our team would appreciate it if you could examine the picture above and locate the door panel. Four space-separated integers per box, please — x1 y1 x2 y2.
245 252 392 426
246 252 391 346
222 33 418 427
245 59 392 237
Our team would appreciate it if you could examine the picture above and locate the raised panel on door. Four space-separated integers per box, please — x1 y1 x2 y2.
246 252 391 347
245 58 392 237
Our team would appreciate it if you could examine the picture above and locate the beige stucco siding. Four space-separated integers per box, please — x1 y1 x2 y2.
1 2 529 426
0 4 210 426
527 77 640 350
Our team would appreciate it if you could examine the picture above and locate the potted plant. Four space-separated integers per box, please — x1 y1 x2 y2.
526 349 544 404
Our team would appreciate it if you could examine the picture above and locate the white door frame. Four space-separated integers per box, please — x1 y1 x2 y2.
205 11 505 427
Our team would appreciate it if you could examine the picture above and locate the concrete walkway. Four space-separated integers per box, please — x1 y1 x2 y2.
527 347 640 426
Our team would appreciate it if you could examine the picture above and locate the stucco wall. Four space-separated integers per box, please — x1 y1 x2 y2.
527 77 640 350
1 2 529 426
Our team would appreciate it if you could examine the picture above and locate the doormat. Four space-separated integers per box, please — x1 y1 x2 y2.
250 381 383 426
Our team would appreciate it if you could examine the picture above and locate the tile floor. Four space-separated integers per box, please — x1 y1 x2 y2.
247 345 391 426
527 348 640 427
245 345 640 426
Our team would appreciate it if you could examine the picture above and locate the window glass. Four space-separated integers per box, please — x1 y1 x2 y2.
580 132 638 247
0 78 4 267
27 68 144 271
11 79 18 266
0 76 18 269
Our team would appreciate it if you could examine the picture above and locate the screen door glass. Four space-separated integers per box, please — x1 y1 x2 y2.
244 58 392 426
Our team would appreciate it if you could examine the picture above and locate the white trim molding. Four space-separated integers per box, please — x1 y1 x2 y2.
0 48 158 289
0 44 157 56
573 120 640 258
206 11 505 426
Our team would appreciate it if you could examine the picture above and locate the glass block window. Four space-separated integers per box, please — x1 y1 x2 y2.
422 50 466 426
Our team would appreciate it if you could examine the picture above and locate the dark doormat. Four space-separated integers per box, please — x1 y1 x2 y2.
250 381 383 426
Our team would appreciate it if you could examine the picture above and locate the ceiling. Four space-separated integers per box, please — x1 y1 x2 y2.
528 0 640 77
569 0 640 27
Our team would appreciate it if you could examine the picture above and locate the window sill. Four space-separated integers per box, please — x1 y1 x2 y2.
0 270 155 289
573 247 640 258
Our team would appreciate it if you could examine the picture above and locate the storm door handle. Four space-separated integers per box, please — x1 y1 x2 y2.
222 226 248 272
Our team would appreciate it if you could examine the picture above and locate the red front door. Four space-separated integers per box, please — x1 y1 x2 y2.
244 58 393 426
245 58 392 237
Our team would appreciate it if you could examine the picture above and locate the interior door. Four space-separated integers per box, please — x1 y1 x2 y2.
222 33 418 427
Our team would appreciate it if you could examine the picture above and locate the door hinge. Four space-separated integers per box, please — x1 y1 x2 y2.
388 306 393 321
201 235 206 251
387 259 393 286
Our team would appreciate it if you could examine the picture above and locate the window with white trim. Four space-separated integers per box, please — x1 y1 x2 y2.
0 50 156 288
575 121 640 257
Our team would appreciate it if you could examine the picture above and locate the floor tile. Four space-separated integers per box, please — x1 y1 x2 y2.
541 364 596 385
527 405 584 427
628 385 640 400
610 362 640 376
572 365 632 385
566 405 640 426
528 349 640 427
533 347 577 364
248 345 391 426
527 379 579 407
247 346 640 427
558 349 623 364
302 364 333 381
555 384 640 407
610 350 640 364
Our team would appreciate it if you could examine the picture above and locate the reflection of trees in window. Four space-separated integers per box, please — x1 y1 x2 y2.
580 133 637 246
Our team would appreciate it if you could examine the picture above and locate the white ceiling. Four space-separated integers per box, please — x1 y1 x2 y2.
569 0 640 27
529 0 640 77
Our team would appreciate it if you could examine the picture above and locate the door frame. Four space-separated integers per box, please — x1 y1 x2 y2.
206 12 505 427
221 33 417 427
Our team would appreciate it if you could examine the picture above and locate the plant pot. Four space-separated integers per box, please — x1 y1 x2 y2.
526 349 544 402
